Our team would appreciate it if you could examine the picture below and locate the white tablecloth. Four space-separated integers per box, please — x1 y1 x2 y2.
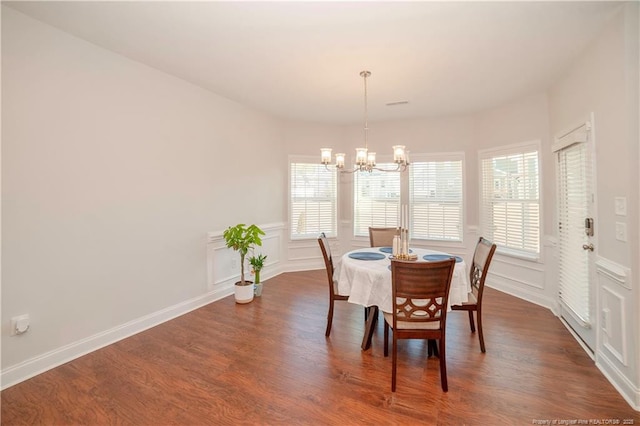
336 247 471 313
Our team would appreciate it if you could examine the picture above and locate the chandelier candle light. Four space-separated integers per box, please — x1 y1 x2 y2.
321 71 409 173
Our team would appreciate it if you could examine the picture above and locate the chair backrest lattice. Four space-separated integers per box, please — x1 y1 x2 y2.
390 258 456 328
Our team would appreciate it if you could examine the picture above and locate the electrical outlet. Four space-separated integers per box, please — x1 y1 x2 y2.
614 197 627 216
10 314 30 336
615 222 627 242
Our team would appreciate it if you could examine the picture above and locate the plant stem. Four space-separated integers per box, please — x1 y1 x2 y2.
240 252 246 284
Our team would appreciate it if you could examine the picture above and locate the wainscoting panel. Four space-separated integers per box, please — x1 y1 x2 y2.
207 222 285 291
594 256 637 410
286 239 326 272
595 256 631 367
485 253 556 310
601 285 628 366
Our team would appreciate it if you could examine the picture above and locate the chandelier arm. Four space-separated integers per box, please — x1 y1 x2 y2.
372 163 404 173
339 168 358 174
326 164 358 174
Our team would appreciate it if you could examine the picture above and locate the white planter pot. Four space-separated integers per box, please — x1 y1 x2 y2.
234 282 254 304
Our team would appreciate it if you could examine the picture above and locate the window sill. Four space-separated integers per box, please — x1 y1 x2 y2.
495 246 540 263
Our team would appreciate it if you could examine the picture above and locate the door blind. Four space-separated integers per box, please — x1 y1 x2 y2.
557 140 591 325
290 162 337 239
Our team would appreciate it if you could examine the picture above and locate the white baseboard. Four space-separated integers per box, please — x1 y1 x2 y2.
0 286 233 390
597 352 640 411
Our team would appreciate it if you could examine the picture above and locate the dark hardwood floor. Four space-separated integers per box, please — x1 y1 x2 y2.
2 270 638 425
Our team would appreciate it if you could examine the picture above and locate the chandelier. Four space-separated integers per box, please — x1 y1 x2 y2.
321 71 409 173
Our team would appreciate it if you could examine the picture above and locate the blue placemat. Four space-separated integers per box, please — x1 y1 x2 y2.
423 254 463 263
349 252 386 261
379 247 413 254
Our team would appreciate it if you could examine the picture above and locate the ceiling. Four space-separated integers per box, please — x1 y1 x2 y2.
5 1 623 125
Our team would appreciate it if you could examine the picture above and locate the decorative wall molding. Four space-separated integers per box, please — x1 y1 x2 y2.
600 286 628 366
207 222 286 293
486 279 556 312
490 255 546 290
596 257 631 290
207 222 285 244
592 254 635 408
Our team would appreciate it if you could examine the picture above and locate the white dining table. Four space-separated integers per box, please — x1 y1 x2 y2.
336 246 471 350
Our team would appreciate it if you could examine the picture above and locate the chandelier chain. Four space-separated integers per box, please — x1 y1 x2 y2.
363 71 369 151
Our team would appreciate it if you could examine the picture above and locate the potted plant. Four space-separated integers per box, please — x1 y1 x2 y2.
223 223 265 304
249 253 267 296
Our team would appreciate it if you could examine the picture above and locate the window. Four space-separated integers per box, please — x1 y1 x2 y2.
289 159 337 239
480 143 540 258
410 155 463 241
353 164 400 237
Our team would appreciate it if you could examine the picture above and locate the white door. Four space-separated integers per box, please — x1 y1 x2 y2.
554 119 596 353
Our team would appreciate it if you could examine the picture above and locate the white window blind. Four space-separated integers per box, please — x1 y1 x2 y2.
480 146 540 257
290 162 337 239
410 158 463 241
557 139 591 325
353 165 400 237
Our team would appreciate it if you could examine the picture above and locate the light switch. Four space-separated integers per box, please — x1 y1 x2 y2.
615 197 627 216
615 222 627 242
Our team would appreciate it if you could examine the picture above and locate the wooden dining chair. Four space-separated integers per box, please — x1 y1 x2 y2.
383 258 456 392
317 232 349 337
368 227 398 247
451 237 497 353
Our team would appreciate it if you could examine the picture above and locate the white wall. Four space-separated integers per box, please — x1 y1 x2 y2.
548 2 639 408
1 7 285 385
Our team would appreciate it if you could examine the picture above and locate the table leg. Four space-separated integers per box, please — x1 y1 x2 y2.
427 339 439 357
361 306 379 350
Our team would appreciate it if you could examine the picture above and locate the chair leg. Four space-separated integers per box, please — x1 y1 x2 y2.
439 337 448 392
384 322 389 357
364 306 368 321
325 298 334 337
477 308 486 353
468 310 476 333
391 335 398 392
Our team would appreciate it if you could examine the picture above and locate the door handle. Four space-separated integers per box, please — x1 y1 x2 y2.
582 243 594 251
